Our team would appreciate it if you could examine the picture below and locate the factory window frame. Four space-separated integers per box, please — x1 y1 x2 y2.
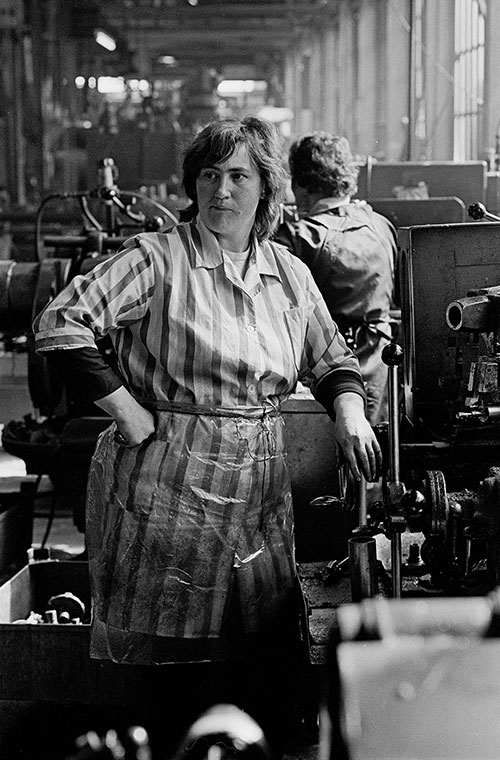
453 0 485 161
301 53 311 110
413 0 426 154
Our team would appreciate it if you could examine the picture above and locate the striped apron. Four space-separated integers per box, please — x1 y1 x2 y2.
86 401 297 663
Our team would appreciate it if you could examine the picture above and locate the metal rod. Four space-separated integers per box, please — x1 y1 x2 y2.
349 535 377 602
465 535 472 576
358 476 367 527
391 532 402 599
388 362 400 484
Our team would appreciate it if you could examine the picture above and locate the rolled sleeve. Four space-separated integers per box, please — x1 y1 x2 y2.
33 236 156 353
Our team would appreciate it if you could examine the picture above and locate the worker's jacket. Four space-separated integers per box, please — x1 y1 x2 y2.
275 199 397 424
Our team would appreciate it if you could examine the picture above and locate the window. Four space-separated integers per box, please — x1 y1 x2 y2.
413 0 426 155
454 0 485 160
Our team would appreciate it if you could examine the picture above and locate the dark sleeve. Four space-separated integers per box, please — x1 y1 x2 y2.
46 346 124 405
314 370 367 421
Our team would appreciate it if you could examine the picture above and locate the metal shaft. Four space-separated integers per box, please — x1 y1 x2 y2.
358 476 367 527
349 535 377 602
381 343 405 599
388 361 400 484
391 532 402 599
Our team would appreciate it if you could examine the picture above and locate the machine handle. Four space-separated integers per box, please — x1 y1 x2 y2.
468 201 500 222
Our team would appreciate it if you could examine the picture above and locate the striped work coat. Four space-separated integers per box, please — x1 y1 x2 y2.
34 218 362 663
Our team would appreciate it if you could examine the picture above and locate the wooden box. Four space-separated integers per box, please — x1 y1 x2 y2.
0 560 246 707
0 560 96 703
0 561 234 756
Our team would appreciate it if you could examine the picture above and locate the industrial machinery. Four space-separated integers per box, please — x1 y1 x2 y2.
326 221 500 753
335 206 500 601
63 704 272 760
321 590 500 760
347 342 500 599
0 158 179 533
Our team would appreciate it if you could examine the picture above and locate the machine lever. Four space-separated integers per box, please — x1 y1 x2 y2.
382 343 405 598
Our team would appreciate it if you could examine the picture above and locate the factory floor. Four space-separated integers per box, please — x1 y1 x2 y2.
0 352 320 760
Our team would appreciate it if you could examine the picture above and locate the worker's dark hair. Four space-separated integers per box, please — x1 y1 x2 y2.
182 116 287 241
288 132 359 197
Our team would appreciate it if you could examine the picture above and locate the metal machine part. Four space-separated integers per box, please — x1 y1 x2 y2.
65 705 272 760
468 201 500 222
322 590 500 760
171 704 273 760
67 726 152 760
339 344 456 597
339 340 500 598
309 211 500 599
361 213 500 595
348 536 377 602
0 160 180 538
398 220 500 437
445 283 500 430
318 209 500 758
0 160 178 418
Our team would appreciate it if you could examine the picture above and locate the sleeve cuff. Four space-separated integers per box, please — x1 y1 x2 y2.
45 346 124 404
313 369 367 420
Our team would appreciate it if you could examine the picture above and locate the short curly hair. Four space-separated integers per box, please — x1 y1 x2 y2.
182 116 287 241
288 132 358 198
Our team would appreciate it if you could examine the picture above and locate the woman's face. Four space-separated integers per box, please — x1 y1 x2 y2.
195 143 264 252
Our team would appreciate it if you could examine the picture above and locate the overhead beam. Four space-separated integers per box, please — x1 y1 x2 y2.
105 1 337 21
126 29 295 46
95 0 337 77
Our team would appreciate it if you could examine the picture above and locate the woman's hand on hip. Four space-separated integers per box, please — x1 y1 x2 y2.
95 386 156 447
332 392 382 482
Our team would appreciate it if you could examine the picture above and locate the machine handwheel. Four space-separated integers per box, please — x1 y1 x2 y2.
337 462 358 512
423 470 449 537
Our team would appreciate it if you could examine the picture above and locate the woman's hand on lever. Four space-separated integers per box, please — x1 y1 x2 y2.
332 392 382 482
95 386 156 447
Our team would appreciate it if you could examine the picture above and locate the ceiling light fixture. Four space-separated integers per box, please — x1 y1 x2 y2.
158 55 177 66
94 29 117 52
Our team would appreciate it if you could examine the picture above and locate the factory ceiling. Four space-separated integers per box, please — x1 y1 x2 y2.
73 0 338 79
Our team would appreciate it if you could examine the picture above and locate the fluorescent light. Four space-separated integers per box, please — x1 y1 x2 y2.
94 29 116 52
258 106 294 123
158 55 177 66
128 78 150 92
97 76 125 94
217 80 267 97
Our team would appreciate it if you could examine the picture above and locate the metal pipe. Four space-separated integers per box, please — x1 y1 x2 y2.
349 535 377 602
388 361 400 484
446 295 493 332
358 477 367 527
391 533 402 599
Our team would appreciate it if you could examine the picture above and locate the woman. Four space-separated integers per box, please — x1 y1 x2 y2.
33 116 380 744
